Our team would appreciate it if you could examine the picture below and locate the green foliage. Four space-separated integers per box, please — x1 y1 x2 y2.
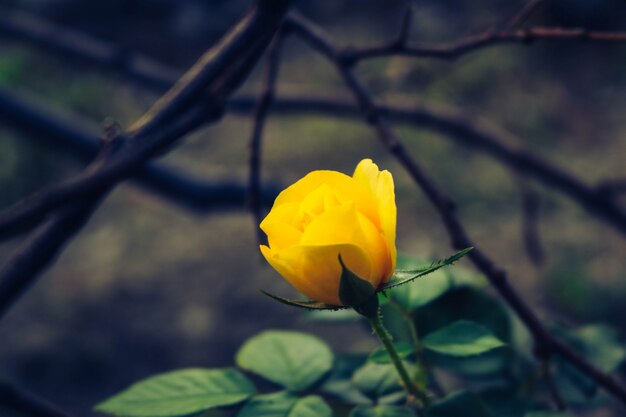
368 342 414 364
381 248 473 290
427 391 492 417
351 361 414 403
236 331 334 392
94 368 256 417
421 320 506 357
94 253 624 417
551 323 626 402
349 405 416 417
237 391 332 417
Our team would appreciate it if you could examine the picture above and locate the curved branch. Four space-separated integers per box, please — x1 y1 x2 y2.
0 0 291 241
0 0 292 319
286 11 626 406
247 37 283 245
0 86 279 212
344 27 626 63
228 95 626 237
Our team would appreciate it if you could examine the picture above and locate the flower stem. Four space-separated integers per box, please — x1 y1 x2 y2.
368 311 430 408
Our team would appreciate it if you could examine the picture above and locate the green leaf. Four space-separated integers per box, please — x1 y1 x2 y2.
427 391 493 417
391 255 485 311
383 287 511 376
422 321 505 357
261 290 343 310
350 405 416 417
569 324 626 372
95 368 255 417
237 391 332 417
236 331 333 392
320 354 372 406
368 342 414 364
381 248 473 290
390 268 452 310
351 362 413 403
552 323 626 401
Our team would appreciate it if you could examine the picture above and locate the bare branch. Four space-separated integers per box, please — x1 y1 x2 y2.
0 0 292 318
539 356 567 411
0 86 279 213
0 0 292 241
229 96 626 237
0 5 176 90
0 192 107 319
518 179 545 266
344 27 626 62
3 2 624 238
286 12 626 406
247 37 283 245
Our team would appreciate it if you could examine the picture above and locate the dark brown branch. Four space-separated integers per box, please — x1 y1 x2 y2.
518 179 545 266
286 12 626 406
596 179 626 197
0 86 279 212
229 96 626 237
539 356 567 411
247 37 283 245
344 27 626 63
2 3 623 235
0 192 107 319
0 5 176 91
0 0 292 319
0 0 292 241
3 81 622 238
0 380 74 417
4 4 626 93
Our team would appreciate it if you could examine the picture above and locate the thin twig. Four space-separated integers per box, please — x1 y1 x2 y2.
228 95 626 237
247 36 283 245
502 0 546 31
539 356 567 411
2 3 624 235
0 86 279 213
0 0 293 319
518 178 545 266
4 4 626 89
286 12 626 407
344 27 626 62
0 0 292 241
0 5 176 90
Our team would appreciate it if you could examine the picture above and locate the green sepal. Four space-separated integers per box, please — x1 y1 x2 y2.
261 290 345 310
380 247 473 290
338 255 379 318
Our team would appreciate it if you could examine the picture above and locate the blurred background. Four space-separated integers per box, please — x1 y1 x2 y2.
0 0 625 415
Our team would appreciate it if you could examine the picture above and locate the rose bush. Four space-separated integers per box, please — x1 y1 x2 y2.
260 159 396 305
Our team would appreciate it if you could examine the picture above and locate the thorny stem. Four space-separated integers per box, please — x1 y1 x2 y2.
368 311 430 409
389 300 446 398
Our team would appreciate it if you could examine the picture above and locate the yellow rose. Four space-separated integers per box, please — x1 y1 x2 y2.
260 159 396 306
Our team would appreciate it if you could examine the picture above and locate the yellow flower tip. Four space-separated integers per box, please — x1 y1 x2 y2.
260 159 397 305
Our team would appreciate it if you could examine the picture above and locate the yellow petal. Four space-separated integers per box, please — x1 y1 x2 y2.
300 203 388 286
272 170 380 229
261 243 372 305
260 202 299 230
353 159 397 277
261 221 302 250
